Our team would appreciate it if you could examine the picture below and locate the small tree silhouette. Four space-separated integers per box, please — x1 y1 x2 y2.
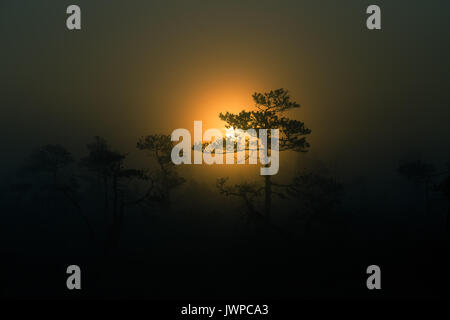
216 177 290 239
436 162 450 239
20 144 94 241
80 136 149 252
216 177 262 225
137 134 185 208
287 171 343 234
22 144 74 175
79 136 125 220
397 159 436 214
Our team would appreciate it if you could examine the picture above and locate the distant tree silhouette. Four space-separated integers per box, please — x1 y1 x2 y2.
22 144 74 175
286 171 343 235
216 177 290 239
206 88 311 220
79 136 125 220
137 134 185 208
436 162 450 239
80 136 149 252
397 159 436 214
216 177 262 226
20 144 94 241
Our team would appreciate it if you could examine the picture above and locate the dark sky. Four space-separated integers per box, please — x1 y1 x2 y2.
1 0 450 180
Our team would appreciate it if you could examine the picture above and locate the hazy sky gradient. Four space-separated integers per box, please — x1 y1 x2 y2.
1 0 450 179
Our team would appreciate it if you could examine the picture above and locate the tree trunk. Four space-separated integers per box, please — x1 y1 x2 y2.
53 170 95 244
61 188 95 243
103 175 109 222
446 205 450 241
157 152 171 211
264 172 272 220
425 180 430 215
113 174 118 221
106 174 120 255
162 172 171 211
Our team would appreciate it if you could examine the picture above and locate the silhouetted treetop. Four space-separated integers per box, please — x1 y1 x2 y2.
252 88 300 112
397 160 436 183
216 177 262 200
21 144 74 174
218 88 311 152
136 134 173 167
137 134 185 206
79 136 125 174
287 171 343 212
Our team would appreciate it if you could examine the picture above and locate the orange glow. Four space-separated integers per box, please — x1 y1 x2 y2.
185 85 253 131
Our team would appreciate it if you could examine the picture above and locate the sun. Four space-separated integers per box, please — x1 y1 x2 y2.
225 126 235 138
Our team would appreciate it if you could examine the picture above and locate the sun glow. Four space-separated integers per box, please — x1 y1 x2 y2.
225 126 235 138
